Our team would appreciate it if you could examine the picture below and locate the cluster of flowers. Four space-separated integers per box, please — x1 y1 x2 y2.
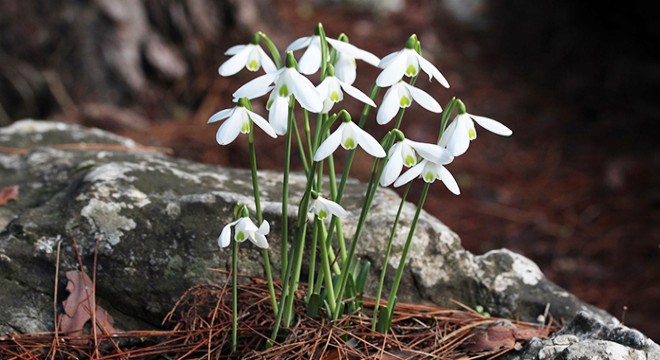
208 25 512 342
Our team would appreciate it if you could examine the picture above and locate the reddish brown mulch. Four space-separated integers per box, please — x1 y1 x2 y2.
0 272 554 359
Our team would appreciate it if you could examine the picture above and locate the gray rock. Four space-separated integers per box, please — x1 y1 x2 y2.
0 120 624 336
503 312 660 360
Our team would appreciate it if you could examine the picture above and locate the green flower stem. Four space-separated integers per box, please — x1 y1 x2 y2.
280 100 295 280
292 116 310 175
317 23 329 82
316 217 337 313
304 110 314 162
258 32 282 68
371 182 411 331
248 123 277 314
439 97 456 140
306 215 319 302
231 239 238 354
282 161 318 326
385 183 431 324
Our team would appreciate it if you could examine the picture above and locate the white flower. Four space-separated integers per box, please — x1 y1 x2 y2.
376 43 449 88
286 35 380 76
208 103 277 145
218 217 270 249
309 195 348 220
313 120 386 161
377 81 442 125
439 113 512 157
233 65 323 113
218 43 277 76
393 159 460 195
380 139 453 187
316 75 376 113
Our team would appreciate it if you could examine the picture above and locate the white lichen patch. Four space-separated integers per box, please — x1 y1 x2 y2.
115 188 150 207
477 249 544 292
0 119 68 135
81 198 136 246
35 236 61 254
164 202 181 219
83 163 138 183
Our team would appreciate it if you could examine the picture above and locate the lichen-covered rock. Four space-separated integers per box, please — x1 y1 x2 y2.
0 120 621 336
504 312 660 360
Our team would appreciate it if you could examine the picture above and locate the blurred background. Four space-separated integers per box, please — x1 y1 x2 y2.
1 0 658 340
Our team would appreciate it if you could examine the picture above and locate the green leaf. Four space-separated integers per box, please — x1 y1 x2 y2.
306 294 322 318
355 260 371 294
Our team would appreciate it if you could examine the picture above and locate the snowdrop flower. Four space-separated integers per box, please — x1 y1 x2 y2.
377 35 449 88
377 81 442 125
218 217 270 249
438 100 513 157
286 25 380 76
208 98 277 145
218 34 277 76
316 65 376 112
233 52 323 135
313 117 386 161
393 159 460 195
380 130 453 187
309 193 348 220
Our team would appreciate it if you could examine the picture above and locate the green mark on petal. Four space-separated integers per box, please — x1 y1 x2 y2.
330 91 340 102
248 59 259 71
406 64 417 76
404 154 416 166
279 84 289 97
400 96 411 107
343 137 356 149
236 231 245 241
424 171 436 182
468 128 476 140
318 210 327 219
241 121 250 133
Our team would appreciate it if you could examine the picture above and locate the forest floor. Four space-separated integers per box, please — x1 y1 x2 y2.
120 0 659 341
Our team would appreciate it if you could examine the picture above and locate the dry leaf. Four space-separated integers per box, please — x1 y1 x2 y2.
58 270 119 338
0 185 19 205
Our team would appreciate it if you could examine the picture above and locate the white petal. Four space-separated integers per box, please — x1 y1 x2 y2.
251 233 269 248
256 46 277 73
247 109 277 138
470 114 513 136
349 122 386 158
376 52 408 87
326 38 380 66
268 96 290 135
258 220 270 235
287 70 323 112
315 78 332 99
438 165 460 195
225 44 247 55
405 84 442 113
339 80 376 107
442 117 470 157
216 112 243 145
416 53 450 88
207 108 234 123
233 71 280 99
407 140 453 165
286 36 312 52
218 47 251 76
378 50 402 68
235 217 258 233
313 123 345 161
334 53 357 85
380 143 404 187
377 85 401 124
318 197 348 218
218 223 232 248
297 37 322 75
393 161 425 187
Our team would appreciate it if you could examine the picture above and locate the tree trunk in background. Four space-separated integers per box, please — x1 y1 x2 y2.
0 0 235 127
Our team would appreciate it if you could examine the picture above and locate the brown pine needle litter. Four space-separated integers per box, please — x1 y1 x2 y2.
0 271 555 359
